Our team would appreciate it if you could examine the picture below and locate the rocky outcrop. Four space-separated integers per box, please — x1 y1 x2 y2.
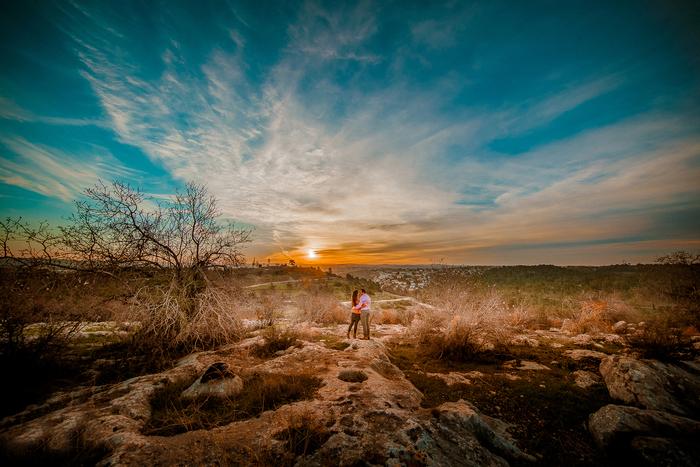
588 404 700 449
1 334 534 466
599 356 700 417
591 355 700 465
588 404 700 465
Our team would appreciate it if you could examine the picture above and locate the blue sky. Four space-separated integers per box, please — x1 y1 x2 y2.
1 0 698 264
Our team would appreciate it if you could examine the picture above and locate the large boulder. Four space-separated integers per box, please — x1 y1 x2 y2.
588 405 700 466
588 404 700 449
612 321 628 333
599 356 700 417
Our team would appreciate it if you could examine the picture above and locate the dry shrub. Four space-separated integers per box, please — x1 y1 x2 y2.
561 297 633 334
626 319 691 360
294 290 346 325
253 326 300 358
410 287 513 361
250 292 284 326
179 287 245 348
129 281 244 356
503 302 534 328
376 304 416 325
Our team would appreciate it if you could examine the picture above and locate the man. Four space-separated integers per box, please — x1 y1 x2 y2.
353 288 371 339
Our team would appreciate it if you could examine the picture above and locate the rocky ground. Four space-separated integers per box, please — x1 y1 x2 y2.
1 319 698 466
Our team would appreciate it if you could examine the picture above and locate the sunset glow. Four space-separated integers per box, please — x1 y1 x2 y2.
0 2 698 265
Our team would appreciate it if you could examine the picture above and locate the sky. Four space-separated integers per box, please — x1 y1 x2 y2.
1 0 699 265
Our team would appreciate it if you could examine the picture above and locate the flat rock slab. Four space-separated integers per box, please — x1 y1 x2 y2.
564 349 608 361
425 372 473 386
516 361 550 371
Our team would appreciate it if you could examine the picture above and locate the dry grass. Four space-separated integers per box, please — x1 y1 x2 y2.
410 286 514 361
273 409 330 457
143 371 323 436
375 303 417 325
294 290 347 325
250 292 285 326
625 318 693 360
253 326 301 358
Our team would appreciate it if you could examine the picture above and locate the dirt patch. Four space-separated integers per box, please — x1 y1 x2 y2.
389 342 615 466
338 370 368 383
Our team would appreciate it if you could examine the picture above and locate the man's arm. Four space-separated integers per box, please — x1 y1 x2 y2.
358 295 369 310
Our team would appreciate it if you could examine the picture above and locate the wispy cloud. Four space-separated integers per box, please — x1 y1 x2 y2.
0 96 106 128
11 0 695 264
0 136 138 201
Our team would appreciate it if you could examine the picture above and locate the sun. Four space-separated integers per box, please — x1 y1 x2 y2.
306 249 318 260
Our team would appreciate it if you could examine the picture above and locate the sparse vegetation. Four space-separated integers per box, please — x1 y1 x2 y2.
144 372 323 436
253 326 301 358
410 281 514 361
625 319 691 360
294 287 347 324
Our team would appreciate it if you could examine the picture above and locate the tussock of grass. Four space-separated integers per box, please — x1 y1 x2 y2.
626 321 691 360
252 326 301 358
273 409 330 457
143 372 323 436
409 288 513 361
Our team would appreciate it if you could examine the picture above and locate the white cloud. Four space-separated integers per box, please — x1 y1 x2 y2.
0 136 138 201
58 2 699 263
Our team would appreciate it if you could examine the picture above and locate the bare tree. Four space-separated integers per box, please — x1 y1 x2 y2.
0 217 65 269
61 181 252 287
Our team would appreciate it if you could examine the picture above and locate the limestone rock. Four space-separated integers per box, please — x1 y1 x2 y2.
588 404 700 451
516 361 550 371
612 321 628 333
599 356 700 416
564 349 608 361
573 370 601 389
181 362 243 400
425 372 472 386
1 328 535 466
572 334 594 346
510 335 540 347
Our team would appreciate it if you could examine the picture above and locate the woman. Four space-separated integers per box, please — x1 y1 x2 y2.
347 289 361 339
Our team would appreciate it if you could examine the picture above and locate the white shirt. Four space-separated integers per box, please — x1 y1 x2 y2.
358 293 371 312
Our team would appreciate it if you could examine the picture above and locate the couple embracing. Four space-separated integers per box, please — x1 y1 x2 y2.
347 288 371 340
